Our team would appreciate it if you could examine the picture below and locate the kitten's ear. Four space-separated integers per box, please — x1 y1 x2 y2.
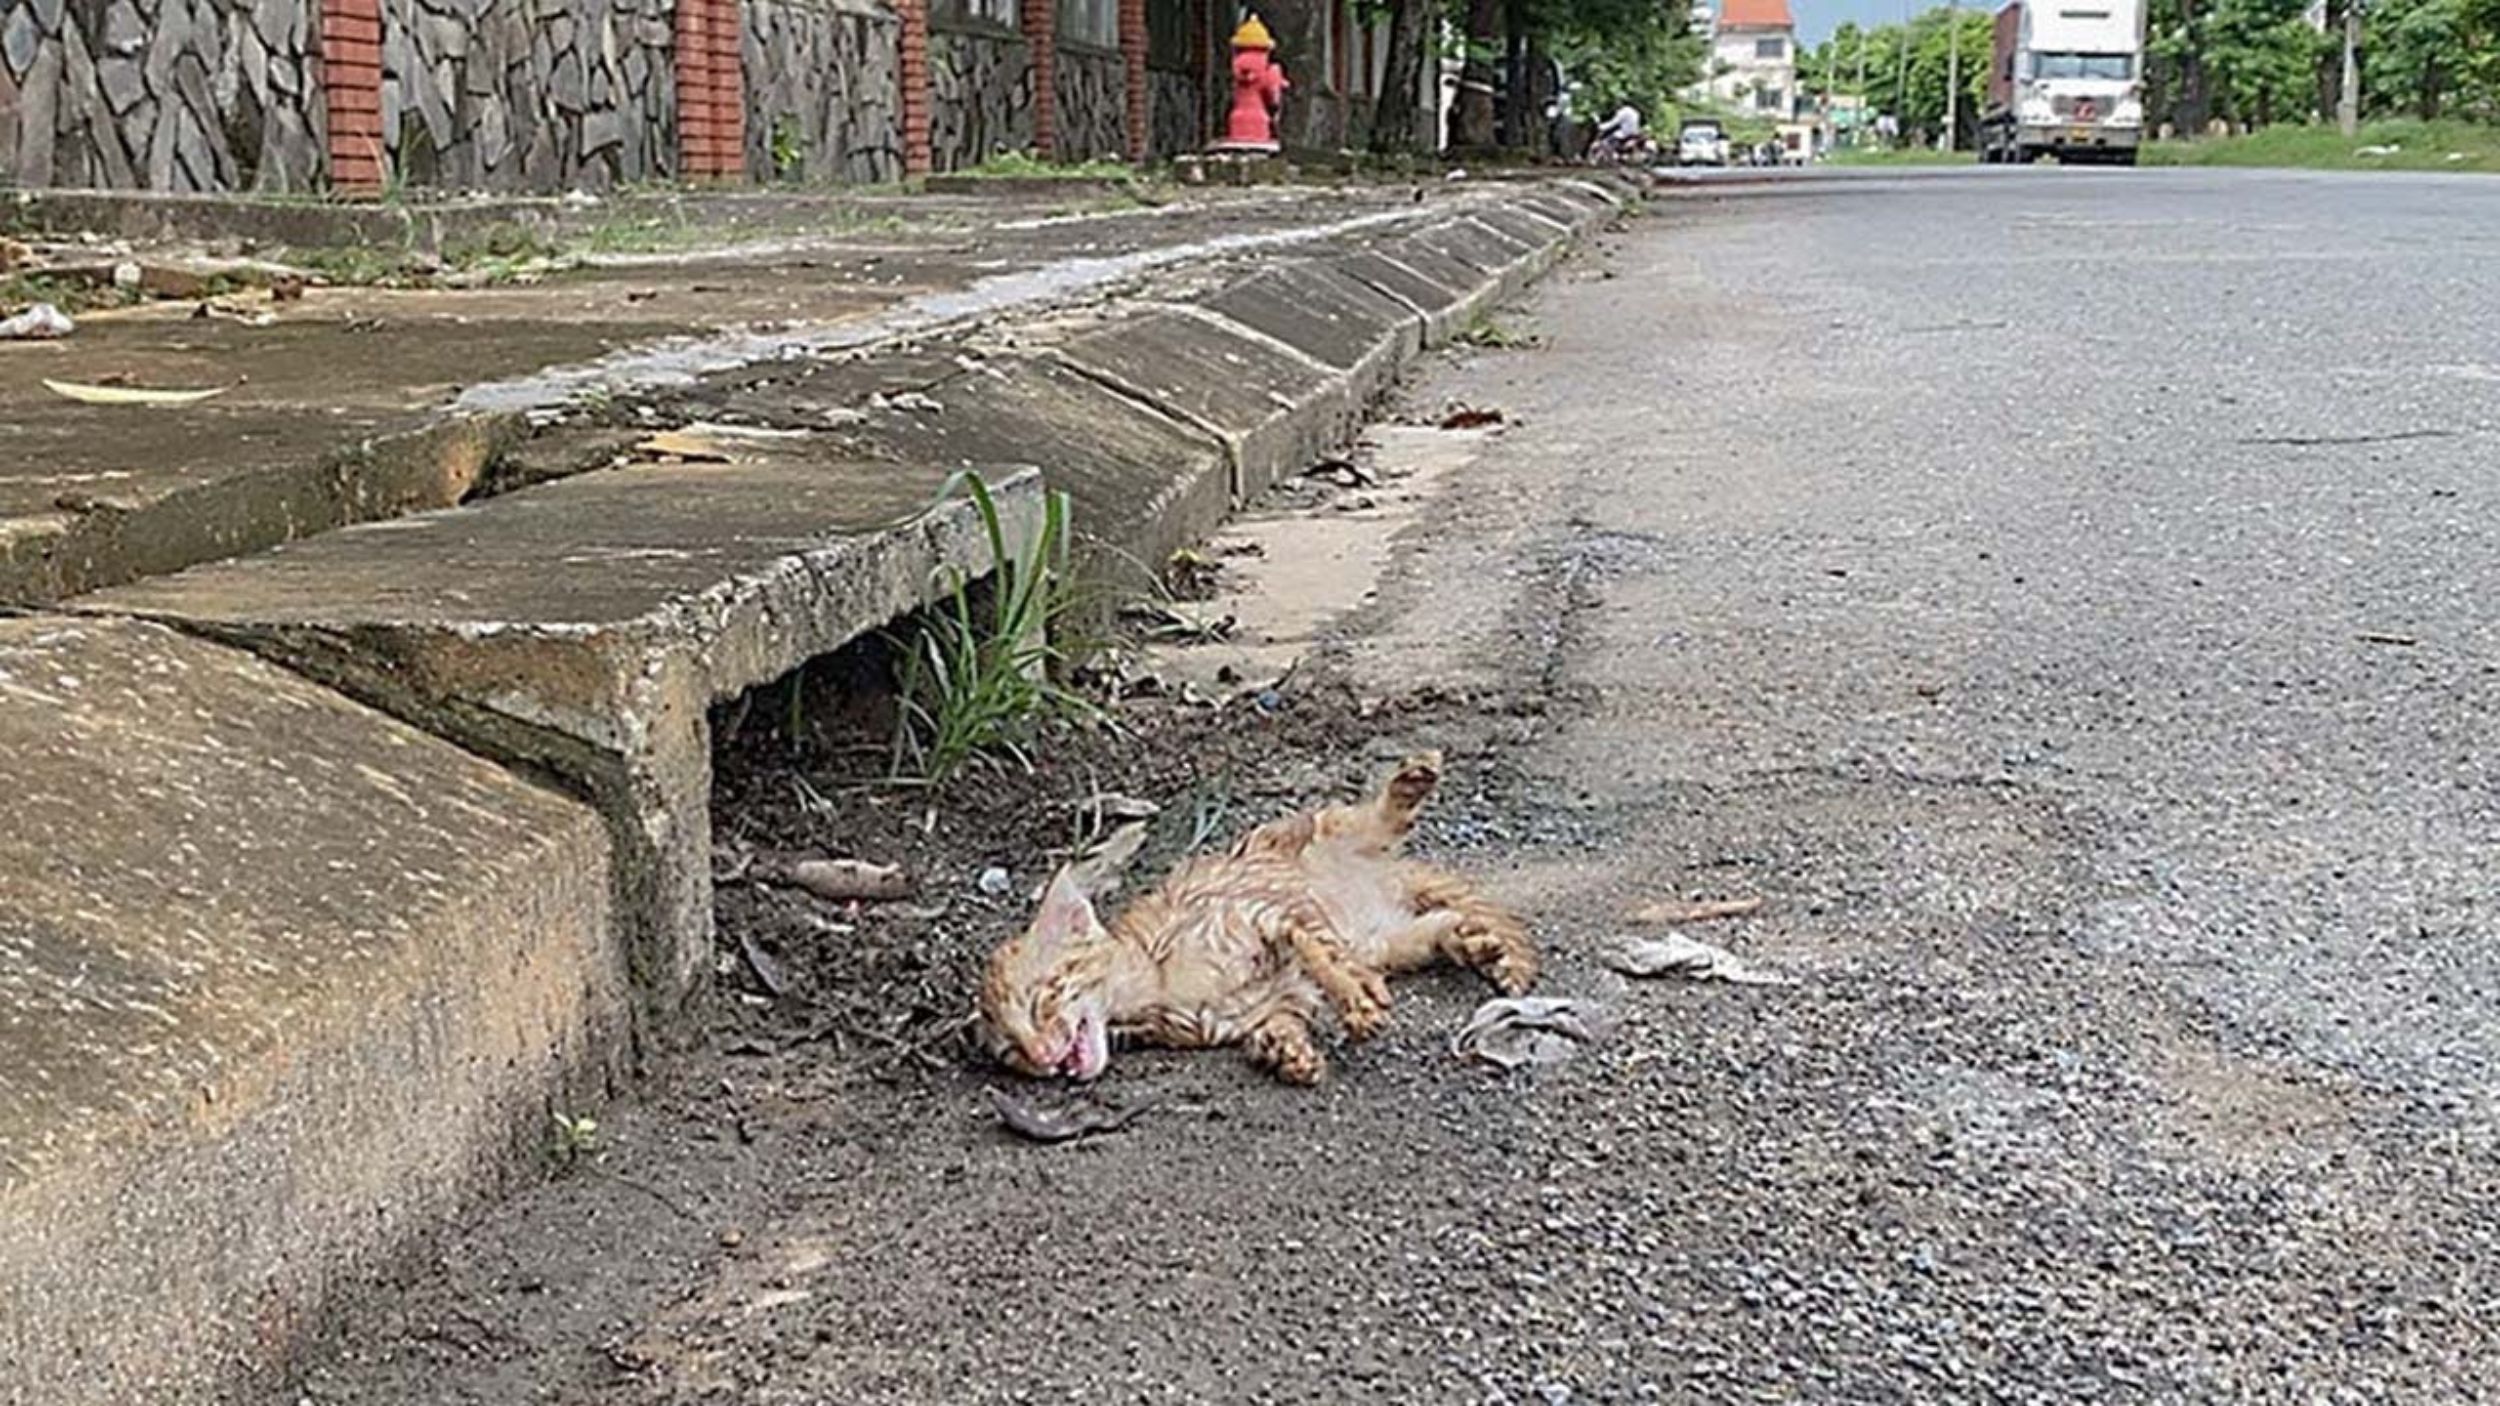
1032 866 1097 948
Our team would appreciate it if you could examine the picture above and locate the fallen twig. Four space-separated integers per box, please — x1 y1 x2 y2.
752 855 911 902
1630 895 1765 925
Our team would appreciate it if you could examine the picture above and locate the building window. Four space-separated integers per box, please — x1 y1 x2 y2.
934 0 1018 27
1755 36 1785 59
1059 0 1117 49
1756 85 1784 111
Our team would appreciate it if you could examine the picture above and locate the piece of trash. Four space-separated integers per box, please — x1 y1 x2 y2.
0 303 75 340
632 428 732 462
990 1087 1155 1144
270 276 306 302
1452 996 1615 1070
110 261 142 291
193 300 276 327
754 855 911 902
977 865 1014 896
1630 895 1765 925
2356 632 2418 647
685 420 809 440
2354 143 2401 157
1072 792 1161 825
1600 933 1796 987
1439 405 1505 430
43 378 228 406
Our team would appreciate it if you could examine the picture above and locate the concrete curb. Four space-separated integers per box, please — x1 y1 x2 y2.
2 176 1628 1405
0 617 618 1406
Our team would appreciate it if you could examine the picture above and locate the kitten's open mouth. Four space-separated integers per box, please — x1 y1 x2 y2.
1058 1009 1110 1080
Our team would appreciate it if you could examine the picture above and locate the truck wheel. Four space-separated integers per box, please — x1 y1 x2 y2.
2111 149 2140 167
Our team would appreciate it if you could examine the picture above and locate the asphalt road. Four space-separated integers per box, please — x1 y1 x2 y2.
294 168 2500 1404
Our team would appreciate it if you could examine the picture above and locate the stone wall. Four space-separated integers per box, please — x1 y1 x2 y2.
382 0 675 192
2 0 328 191
1146 64 1192 158
742 0 900 182
925 18 1025 170
1050 41 1117 161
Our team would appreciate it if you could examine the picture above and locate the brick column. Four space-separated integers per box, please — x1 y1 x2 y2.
677 0 746 179
1119 0 1147 162
898 0 933 176
1022 0 1057 159
320 0 385 195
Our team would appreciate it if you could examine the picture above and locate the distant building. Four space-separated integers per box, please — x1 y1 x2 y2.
1706 0 1800 121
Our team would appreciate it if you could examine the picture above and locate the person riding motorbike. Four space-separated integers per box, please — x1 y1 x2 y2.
1588 104 1649 164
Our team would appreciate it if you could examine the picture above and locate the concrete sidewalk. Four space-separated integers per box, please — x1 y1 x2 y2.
0 173 1631 1405
1 184 1430 604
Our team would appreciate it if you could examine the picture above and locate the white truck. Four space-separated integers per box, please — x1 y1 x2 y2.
1978 0 2147 165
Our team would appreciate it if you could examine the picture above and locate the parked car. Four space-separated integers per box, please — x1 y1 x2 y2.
1676 119 1729 167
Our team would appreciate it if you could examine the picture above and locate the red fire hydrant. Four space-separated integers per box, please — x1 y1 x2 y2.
1217 15 1287 152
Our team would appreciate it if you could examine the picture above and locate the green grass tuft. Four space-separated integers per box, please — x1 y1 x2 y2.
2142 119 2500 173
890 475 1094 785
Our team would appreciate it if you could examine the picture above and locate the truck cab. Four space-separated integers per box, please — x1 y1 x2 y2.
1979 1 2146 165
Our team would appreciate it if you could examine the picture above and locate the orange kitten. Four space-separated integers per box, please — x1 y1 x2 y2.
977 752 1537 1085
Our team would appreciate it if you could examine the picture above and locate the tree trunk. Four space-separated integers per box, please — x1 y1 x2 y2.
1369 0 1432 154
1452 0 1500 151
1497 0 1528 149
2174 0 2211 134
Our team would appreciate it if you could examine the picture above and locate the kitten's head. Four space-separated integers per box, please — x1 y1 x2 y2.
977 866 1114 1081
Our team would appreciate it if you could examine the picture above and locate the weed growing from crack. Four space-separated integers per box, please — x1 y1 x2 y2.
890 475 1095 785
1458 313 1538 349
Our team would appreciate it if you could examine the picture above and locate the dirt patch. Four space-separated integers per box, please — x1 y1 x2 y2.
707 659 1575 1076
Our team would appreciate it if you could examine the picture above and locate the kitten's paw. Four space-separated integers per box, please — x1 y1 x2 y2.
1273 1044 1327 1086
1490 945 1540 997
1339 968 1394 1042
1247 1020 1328 1085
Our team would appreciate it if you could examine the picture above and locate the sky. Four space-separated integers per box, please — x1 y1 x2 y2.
1792 0 1979 44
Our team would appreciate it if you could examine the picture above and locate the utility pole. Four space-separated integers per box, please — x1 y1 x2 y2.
2337 0 2363 138
1944 1 1961 152
1855 27 1869 148
1895 0 1912 144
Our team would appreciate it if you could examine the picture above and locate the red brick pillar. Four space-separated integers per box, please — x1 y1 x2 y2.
1022 0 1057 159
677 0 747 179
1120 0 1147 162
320 0 385 195
898 0 933 176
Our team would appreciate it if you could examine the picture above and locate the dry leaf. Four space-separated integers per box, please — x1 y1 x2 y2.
1438 405 1505 430
44 378 229 406
632 428 732 462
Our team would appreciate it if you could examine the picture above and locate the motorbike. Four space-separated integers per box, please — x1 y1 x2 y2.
1585 131 1659 167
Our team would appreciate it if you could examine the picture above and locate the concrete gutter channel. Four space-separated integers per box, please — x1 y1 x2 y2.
0 175 1628 1404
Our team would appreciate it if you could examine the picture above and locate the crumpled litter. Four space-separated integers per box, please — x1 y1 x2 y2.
0 303 74 340
1600 933 1797 987
1452 996 1616 1070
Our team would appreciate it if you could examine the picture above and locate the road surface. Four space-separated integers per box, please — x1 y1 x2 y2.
296 167 2500 1404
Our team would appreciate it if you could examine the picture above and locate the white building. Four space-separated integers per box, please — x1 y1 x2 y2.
1703 0 1800 120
